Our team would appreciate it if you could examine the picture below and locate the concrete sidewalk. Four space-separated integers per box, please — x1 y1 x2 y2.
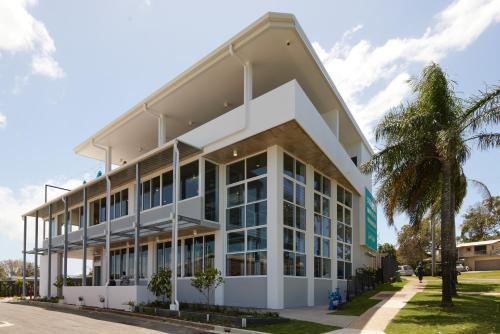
278 305 357 328
329 278 425 334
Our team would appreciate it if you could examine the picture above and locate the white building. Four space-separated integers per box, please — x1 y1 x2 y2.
21 12 377 310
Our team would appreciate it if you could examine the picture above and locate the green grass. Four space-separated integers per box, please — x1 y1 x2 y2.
247 319 340 334
331 280 407 316
460 270 500 279
386 278 500 334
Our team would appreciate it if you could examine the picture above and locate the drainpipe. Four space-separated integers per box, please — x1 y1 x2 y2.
144 103 168 146
105 175 111 288
170 140 180 311
91 138 111 174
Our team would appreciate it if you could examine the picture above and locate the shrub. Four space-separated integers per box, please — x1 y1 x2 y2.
191 267 224 311
147 267 172 303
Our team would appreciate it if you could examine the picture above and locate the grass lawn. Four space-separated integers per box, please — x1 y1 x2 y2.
247 319 340 334
331 279 407 316
460 270 500 279
386 277 500 334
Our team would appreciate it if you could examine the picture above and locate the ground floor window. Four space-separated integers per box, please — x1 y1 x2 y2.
111 245 148 280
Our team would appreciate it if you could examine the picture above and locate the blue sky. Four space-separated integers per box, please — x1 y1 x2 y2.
0 0 499 267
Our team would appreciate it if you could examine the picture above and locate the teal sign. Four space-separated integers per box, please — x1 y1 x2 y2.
365 188 377 251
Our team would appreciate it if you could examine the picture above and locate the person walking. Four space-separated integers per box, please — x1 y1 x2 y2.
416 262 424 283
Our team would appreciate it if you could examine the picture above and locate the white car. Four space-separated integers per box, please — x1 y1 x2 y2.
456 263 467 272
398 265 415 276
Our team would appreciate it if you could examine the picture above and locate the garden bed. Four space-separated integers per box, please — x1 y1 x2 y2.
134 302 288 328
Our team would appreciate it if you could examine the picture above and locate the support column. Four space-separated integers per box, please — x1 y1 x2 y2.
134 163 141 285
105 147 112 174
63 197 69 286
214 160 225 305
34 211 39 297
267 145 284 309
243 62 253 121
22 216 27 298
331 181 339 292
82 188 88 286
305 165 315 306
170 141 180 311
106 176 111 286
47 204 53 297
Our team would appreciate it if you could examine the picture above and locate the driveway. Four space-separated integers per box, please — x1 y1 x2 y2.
0 301 212 334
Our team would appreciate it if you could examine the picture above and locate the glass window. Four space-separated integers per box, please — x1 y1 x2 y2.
338 261 345 279
314 257 322 278
194 236 204 275
345 245 352 261
162 171 173 205
283 202 294 227
322 178 331 197
204 162 218 221
284 153 294 178
142 180 151 210
337 205 344 223
283 228 294 251
322 258 331 278
284 251 295 276
337 243 344 260
247 228 267 250
246 152 267 178
345 226 352 244
283 178 294 203
322 217 331 238
345 191 352 208
314 236 321 256
247 178 267 202
99 198 106 223
295 184 305 206
314 194 321 213
314 172 321 192
92 201 99 225
227 253 244 276
296 254 306 276
114 191 121 219
181 161 199 200
227 231 245 253
337 187 344 205
227 184 245 207
246 202 266 227
322 197 330 217
152 176 161 208
295 160 306 184
121 189 128 216
140 245 148 278
314 215 322 235
337 223 345 242
296 231 305 253
296 207 306 230
345 209 351 226
227 160 245 184
323 239 330 257
184 238 193 277
345 262 352 279
110 195 115 220
246 251 267 275
157 243 164 271
128 248 134 277
204 235 215 269
227 207 244 230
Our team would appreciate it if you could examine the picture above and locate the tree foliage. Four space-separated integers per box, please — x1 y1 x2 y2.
147 267 172 303
378 243 397 257
397 218 440 267
191 267 224 311
361 63 499 306
0 260 38 278
460 196 500 242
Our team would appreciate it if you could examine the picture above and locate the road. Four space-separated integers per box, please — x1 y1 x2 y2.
0 301 212 334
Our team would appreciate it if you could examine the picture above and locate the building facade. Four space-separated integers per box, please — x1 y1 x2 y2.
21 12 377 310
457 239 500 271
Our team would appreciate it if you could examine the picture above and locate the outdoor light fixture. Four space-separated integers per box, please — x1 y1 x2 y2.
233 149 238 157
193 229 197 236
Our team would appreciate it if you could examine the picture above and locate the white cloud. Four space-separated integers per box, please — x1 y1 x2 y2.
0 177 87 241
313 0 500 143
0 113 6 128
0 0 65 79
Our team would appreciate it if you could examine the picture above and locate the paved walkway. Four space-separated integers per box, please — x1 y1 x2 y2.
278 305 357 328
329 277 425 334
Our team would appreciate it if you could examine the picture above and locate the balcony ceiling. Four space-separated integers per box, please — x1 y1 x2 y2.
75 12 371 165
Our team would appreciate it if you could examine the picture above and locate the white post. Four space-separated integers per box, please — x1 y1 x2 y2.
331 181 338 292
305 164 315 306
105 147 112 174
105 176 111 286
214 161 225 305
158 114 168 146
243 62 253 121
266 145 284 309
170 141 180 311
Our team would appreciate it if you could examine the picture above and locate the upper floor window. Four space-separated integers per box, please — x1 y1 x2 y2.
205 161 219 221
181 161 199 200
337 185 353 279
110 188 129 220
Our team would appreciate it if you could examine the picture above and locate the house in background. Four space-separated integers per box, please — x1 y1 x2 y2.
457 239 500 271
20 12 376 310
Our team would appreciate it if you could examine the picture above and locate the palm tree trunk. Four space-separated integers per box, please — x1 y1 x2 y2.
441 159 454 307
450 176 457 296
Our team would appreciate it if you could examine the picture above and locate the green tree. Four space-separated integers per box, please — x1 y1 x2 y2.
378 243 397 257
460 196 500 242
396 218 440 267
147 267 172 303
191 267 224 311
362 63 499 306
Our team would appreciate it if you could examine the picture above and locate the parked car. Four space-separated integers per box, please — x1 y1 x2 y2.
398 265 415 276
456 263 468 272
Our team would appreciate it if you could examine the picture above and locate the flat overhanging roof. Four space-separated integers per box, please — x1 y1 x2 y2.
74 12 373 165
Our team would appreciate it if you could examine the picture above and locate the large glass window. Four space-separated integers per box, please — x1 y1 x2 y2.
283 152 307 277
151 176 161 208
226 152 267 276
162 171 173 205
314 172 332 278
110 246 146 281
181 161 199 200
110 189 129 220
204 161 219 221
337 185 353 279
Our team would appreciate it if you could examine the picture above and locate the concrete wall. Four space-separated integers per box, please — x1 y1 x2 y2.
177 278 206 304
224 277 267 308
39 253 59 297
63 286 155 310
314 279 332 306
283 277 307 308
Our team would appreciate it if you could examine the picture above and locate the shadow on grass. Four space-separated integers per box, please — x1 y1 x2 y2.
425 281 499 293
386 292 500 334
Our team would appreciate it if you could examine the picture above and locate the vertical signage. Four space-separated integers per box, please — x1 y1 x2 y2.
365 187 377 251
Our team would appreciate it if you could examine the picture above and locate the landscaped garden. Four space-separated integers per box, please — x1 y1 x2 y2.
386 275 500 334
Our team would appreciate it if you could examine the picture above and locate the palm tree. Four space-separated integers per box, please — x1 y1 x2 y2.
362 63 499 307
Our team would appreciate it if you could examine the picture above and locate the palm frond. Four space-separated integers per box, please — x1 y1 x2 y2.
465 132 500 150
